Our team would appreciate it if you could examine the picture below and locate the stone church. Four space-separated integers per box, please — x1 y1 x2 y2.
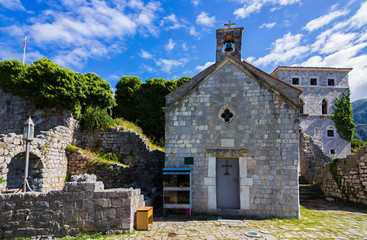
163 24 303 218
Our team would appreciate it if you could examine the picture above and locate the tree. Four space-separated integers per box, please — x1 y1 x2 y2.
332 88 356 142
113 76 142 122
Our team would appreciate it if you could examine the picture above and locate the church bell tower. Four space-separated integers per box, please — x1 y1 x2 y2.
216 21 244 63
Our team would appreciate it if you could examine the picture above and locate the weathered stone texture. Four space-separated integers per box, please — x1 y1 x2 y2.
67 148 164 208
0 89 74 136
0 174 145 239
73 128 152 163
316 146 367 205
0 126 74 192
299 133 330 183
165 62 300 218
273 69 351 159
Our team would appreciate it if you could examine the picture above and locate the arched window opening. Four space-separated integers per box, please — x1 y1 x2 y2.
300 98 304 114
222 34 235 53
7 152 44 192
322 99 328 114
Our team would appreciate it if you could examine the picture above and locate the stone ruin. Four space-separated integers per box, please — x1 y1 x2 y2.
0 174 145 239
0 89 164 238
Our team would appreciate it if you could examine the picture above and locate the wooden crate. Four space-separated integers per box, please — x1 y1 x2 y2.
136 206 153 230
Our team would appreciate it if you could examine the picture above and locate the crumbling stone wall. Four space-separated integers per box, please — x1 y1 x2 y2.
0 174 145 239
316 146 367 205
0 125 74 192
73 129 152 163
0 89 74 136
299 133 330 183
67 149 164 208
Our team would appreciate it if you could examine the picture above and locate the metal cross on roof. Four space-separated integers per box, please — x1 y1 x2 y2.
224 20 236 28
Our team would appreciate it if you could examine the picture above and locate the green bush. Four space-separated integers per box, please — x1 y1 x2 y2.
0 58 115 130
351 139 366 153
80 107 115 132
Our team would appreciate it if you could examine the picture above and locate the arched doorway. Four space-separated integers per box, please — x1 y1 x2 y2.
7 152 44 192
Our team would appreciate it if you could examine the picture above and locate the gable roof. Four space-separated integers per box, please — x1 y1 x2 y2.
164 55 303 113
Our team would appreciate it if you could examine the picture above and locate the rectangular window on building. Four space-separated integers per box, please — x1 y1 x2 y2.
310 78 317 85
328 78 335 86
330 149 335 154
327 130 334 137
292 77 299 85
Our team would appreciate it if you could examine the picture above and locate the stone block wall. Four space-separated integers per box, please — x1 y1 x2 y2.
0 174 145 239
0 89 74 136
316 146 367 205
165 62 300 218
273 69 351 159
299 133 331 183
73 129 152 164
66 149 164 204
0 125 74 192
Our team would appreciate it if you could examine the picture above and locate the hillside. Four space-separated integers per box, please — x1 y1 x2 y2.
352 98 367 142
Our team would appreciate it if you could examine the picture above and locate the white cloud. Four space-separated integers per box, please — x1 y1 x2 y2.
1 0 160 67
252 32 309 66
182 43 188 51
0 0 25 11
195 61 214 71
196 12 216 27
141 64 154 73
156 58 188 72
140 49 154 59
191 0 200 6
319 32 356 54
349 1 367 28
304 10 348 32
160 14 183 29
189 26 199 37
259 22 276 29
234 0 300 19
164 38 175 51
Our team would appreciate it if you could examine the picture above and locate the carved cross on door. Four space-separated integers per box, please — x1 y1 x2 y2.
222 160 232 175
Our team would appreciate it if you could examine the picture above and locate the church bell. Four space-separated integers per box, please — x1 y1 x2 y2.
224 42 234 53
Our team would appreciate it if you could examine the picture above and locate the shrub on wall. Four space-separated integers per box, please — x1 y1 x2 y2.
0 58 115 130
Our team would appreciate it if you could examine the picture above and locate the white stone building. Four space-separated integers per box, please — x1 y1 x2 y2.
271 67 352 159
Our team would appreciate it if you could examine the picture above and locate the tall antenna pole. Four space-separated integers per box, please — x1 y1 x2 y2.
23 36 27 65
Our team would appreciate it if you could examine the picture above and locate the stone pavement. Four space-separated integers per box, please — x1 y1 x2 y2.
104 199 367 240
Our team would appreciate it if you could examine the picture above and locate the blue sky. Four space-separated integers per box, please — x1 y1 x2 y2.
0 0 367 101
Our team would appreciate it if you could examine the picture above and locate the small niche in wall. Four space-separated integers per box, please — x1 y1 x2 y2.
184 157 194 165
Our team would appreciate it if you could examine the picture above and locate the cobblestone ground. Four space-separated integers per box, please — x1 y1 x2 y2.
106 200 367 240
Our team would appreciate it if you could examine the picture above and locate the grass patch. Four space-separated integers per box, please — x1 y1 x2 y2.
65 145 83 153
114 118 164 152
66 145 128 168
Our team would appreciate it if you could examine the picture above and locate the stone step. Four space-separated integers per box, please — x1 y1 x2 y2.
299 184 324 200
299 176 308 185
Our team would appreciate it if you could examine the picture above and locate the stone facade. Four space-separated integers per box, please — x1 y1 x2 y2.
0 125 74 192
0 174 145 239
271 67 352 159
164 27 303 218
316 147 367 205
